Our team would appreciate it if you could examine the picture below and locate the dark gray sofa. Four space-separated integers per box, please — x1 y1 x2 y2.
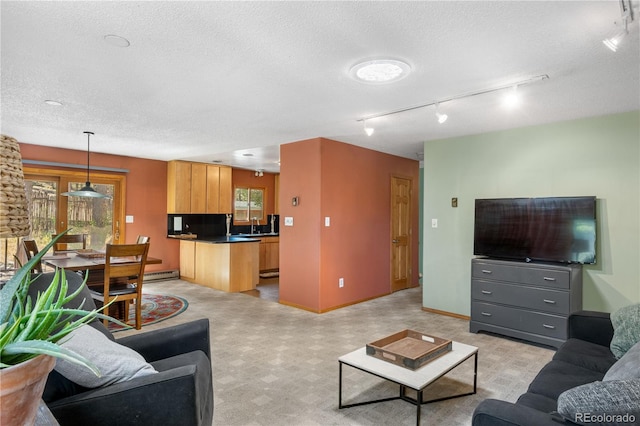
472 310 618 425
28 271 214 426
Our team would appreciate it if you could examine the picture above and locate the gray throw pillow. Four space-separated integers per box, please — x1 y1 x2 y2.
604 340 640 381
557 380 640 426
610 303 640 359
55 324 157 388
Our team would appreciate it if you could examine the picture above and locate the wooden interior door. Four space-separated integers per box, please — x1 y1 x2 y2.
391 176 412 292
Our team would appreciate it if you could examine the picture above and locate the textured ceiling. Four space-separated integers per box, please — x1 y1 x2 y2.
2 1 639 173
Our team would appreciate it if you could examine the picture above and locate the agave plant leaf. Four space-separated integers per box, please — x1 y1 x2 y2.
1 339 101 376
0 231 69 323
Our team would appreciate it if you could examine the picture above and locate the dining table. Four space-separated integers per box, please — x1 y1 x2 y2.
42 251 162 321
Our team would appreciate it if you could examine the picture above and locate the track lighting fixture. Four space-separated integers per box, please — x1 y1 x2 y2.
356 74 548 128
255 170 264 177
363 120 374 136
435 104 448 124
503 85 520 108
603 0 635 52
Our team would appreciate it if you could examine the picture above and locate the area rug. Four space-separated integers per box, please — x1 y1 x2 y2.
107 294 188 332
259 271 279 278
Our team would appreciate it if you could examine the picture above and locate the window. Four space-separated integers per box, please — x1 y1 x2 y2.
23 167 125 251
234 187 264 223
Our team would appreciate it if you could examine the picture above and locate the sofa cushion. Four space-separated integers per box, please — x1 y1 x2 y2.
557 379 640 425
55 324 157 388
527 360 604 400
516 392 557 413
553 338 617 373
604 340 640 381
610 303 640 359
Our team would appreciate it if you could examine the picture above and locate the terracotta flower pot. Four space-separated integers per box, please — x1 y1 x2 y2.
0 354 56 426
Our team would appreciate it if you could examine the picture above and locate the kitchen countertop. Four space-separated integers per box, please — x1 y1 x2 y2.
168 234 278 243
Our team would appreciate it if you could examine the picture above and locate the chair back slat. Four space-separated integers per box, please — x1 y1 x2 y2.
22 239 42 273
51 234 87 251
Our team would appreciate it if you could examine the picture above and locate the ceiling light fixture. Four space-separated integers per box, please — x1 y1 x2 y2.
349 59 411 84
44 100 63 106
435 104 448 124
603 0 635 52
363 119 375 136
62 132 111 199
104 34 130 48
356 74 549 125
503 85 520 108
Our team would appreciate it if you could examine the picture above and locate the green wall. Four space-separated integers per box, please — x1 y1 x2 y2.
423 111 640 315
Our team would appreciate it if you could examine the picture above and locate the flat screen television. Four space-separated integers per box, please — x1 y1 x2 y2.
473 196 596 264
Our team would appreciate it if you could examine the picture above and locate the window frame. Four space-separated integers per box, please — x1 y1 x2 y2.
233 185 266 225
23 166 126 243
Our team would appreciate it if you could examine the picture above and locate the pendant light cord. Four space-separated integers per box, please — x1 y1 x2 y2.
84 131 94 185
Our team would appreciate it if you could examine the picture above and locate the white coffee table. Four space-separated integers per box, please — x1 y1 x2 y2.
338 341 478 425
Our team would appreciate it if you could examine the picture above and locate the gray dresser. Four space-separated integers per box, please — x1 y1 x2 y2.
469 257 582 348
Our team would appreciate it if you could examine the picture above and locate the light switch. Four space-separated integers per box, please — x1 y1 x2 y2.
284 217 294 226
325 217 330 227
126 215 134 223
431 218 438 228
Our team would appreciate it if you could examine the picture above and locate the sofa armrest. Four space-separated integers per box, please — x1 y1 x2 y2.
116 318 211 362
48 352 212 426
472 399 565 426
568 311 613 347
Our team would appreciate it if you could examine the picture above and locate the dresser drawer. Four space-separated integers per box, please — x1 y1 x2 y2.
472 279 570 314
471 302 568 340
472 262 570 289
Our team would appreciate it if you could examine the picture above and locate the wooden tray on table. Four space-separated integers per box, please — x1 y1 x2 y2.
366 329 452 370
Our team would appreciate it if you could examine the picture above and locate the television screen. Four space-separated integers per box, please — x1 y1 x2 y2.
473 196 596 264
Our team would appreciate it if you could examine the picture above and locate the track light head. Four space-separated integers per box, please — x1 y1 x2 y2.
503 85 520 108
363 120 375 136
434 104 448 124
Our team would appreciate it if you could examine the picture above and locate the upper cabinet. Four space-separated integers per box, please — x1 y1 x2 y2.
167 161 232 214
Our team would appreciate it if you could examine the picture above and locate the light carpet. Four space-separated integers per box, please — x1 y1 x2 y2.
118 280 554 426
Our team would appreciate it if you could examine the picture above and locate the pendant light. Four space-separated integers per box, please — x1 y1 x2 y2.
62 131 111 199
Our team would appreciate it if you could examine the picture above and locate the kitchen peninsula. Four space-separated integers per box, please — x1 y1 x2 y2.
174 236 260 292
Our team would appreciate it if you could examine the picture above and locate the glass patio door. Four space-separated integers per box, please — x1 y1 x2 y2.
23 170 125 253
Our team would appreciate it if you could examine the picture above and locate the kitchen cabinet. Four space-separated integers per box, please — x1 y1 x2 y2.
167 161 232 214
195 241 258 292
179 240 196 280
259 236 279 271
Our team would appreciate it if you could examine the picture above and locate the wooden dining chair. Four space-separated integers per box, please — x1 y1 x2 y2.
22 239 43 273
88 243 150 330
51 233 87 252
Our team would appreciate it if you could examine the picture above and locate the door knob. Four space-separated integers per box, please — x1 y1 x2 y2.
392 239 398 243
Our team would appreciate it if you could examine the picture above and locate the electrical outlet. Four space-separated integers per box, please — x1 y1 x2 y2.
339 278 344 288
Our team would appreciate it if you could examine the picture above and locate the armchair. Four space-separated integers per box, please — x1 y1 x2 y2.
28 270 214 426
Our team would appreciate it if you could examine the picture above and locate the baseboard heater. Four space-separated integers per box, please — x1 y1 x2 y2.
144 269 180 282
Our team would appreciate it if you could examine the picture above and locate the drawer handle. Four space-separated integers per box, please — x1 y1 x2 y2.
481 270 492 274
481 290 492 295
481 312 492 317
543 299 556 304
543 324 556 329
543 277 556 281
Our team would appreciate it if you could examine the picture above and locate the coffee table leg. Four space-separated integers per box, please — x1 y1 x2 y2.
416 390 422 425
338 362 343 408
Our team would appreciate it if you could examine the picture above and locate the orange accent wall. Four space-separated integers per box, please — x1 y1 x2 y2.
18 143 178 272
231 168 277 222
279 138 420 312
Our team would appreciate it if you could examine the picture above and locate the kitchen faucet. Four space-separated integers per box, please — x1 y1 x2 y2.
251 217 258 235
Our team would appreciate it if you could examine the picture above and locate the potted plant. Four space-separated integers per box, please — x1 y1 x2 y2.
0 233 116 425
